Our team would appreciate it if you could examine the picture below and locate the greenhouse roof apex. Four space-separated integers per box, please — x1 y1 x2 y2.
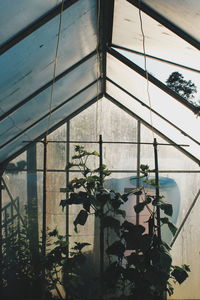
0 0 199 165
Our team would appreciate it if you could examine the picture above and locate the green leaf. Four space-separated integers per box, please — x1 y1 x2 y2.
131 187 143 195
115 209 126 218
171 266 189 284
103 169 112 176
74 210 88 229
60 200 67 211
134 202 146 214
160 203 173 217
102 216 120 234
143 178 157 186
106 241 125 257
110 198 123 209
167 221 177 236
91 151 99 156
182 264 191 272
83 198 91 212
72 242 91 251
68 193 83 205
48 228 58 237
140 164 149 172
160 217 169 224
159 250 172 273
121 193 129 202
146 196 152 204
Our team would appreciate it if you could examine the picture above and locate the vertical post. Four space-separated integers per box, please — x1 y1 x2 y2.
99 134 104 294
42 136 47 295
27 144 39 253
153 138 161 243
136 121 141 226
153 139 167 300
0 171 3 297
66 121 70 256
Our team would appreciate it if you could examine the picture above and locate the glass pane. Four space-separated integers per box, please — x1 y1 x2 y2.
116 48 200 106
160 172 200 299
113 0 200 70
0 55 98 147
0 0 61 45
0 82 99 163
143 0 200 42
0 0 97 114
107 54 200 160
140 124 199 171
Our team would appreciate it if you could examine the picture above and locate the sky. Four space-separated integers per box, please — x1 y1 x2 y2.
117 49 200 106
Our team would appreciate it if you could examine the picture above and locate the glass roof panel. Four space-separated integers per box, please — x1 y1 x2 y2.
140 124 199 171
107 80 200 162
0 83 99 163
107 54 200 144
0 0 61 46
143 0 200 42
116 49 200 107
112 0 200 70
0 0 97 114
0 55 98 148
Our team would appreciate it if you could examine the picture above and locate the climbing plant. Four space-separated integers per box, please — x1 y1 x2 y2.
103 164 190 300
60 146 190 300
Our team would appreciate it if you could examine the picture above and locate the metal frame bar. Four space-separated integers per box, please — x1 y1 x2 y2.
171 189 200 247
106 77 200 146
107 47 199 114
0 0 79 55
0 169 3 294
105 93 200 166
66 121 70 256
153 138 161 242
5 168 200 174
42 137 47 258
41 136 47 295
21 140 190 146
99 134 104 288
111 44 200 74
0 51 96 122
0 80 100 150
1 94 103 166
2 178 27 229
127 0 200 50
136 120 141 226
98 0 115 95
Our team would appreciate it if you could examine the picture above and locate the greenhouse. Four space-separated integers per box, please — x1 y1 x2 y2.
0 0 199 299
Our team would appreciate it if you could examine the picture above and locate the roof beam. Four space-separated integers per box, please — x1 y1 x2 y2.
0 80 100 150
0 51 96 122
0 0 79 55
112 44 200 74
98 0 114 95
1 93 103 166
107 77 200 146
127 0 200 50
107 47 199 114
105 93 200 166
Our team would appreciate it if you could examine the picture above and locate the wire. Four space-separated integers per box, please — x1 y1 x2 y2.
138 0 154 139
46 0 65 138
96 0 101 139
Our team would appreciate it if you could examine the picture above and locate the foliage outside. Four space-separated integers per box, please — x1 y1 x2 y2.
166 71 199 108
